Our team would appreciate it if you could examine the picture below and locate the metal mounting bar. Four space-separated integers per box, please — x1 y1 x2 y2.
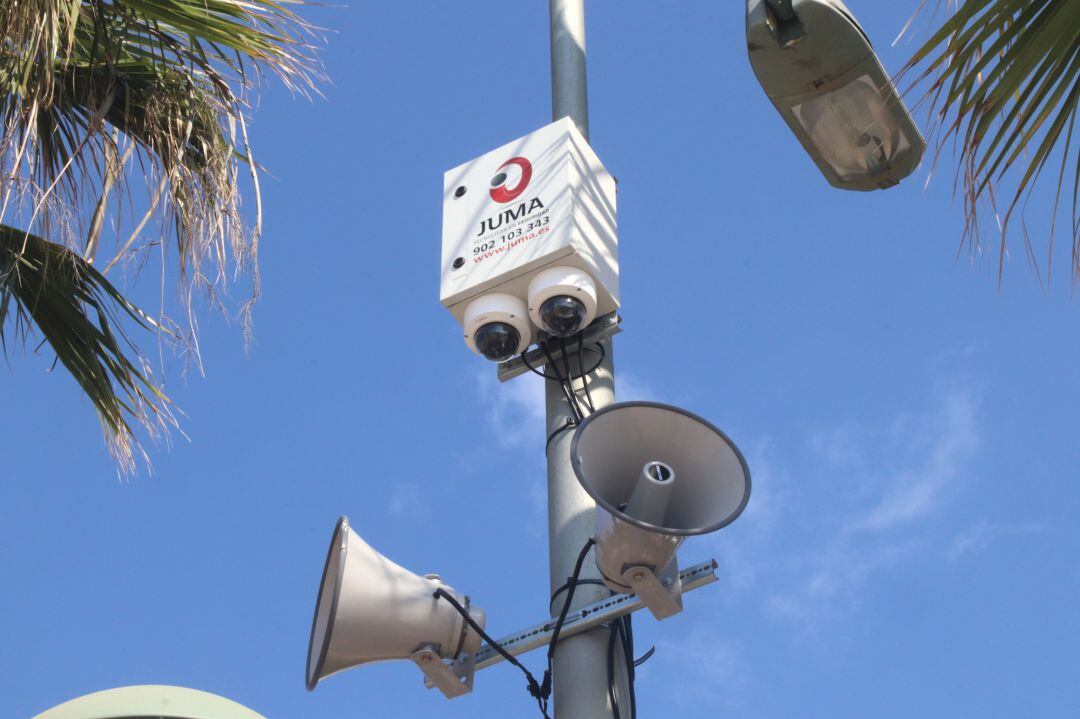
425 559 717 689
497 312 622 383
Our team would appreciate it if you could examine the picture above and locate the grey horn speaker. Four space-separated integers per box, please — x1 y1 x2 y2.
306 516 486 697
571 402 750 617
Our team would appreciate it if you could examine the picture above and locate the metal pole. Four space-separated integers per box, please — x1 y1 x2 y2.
547 2 630 717
550 0 589 139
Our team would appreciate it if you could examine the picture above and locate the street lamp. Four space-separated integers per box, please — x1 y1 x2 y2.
32 686 267 719
747 0 925 191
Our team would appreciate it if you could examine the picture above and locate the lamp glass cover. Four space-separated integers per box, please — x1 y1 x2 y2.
791 74 912 183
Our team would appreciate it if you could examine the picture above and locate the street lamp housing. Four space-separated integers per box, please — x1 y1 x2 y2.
746 0 925 191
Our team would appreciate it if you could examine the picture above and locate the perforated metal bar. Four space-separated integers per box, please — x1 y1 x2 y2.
425 559 717 689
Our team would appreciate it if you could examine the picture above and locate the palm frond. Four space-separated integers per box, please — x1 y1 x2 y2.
902 0 1080 284
0 1 319 285
0 1 323 470
0 224 176 473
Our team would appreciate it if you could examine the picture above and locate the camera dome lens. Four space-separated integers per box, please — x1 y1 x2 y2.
474 322 521 362
539 295 587 337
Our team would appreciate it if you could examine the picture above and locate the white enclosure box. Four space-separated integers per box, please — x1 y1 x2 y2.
440 118 619 333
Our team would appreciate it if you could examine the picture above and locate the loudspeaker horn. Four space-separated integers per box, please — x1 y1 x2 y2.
306 516 486 697
571 402 751 618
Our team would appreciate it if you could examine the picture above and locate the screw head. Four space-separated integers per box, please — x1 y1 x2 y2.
454 186 467 198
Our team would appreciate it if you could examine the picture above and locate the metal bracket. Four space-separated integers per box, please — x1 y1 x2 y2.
424 558 718 693
411 646 475 699
497 312 622 383
621 560 683 621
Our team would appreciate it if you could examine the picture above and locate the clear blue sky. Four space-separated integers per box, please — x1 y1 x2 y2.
3 2 1078 717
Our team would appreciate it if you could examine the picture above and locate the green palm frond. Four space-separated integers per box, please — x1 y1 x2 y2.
903 0 1080 284
1 1 319 276
0 1 321 471
0 225 175 473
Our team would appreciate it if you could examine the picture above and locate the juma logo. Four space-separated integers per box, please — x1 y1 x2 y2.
489 157 533 203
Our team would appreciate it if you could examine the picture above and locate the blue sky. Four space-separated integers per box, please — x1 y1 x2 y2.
3 2 1079 717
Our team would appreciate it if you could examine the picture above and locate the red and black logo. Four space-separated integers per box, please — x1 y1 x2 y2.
489 157 533 203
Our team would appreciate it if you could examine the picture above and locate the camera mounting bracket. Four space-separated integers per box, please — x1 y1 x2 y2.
497 312 622 383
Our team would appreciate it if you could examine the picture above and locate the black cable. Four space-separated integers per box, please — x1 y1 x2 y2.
575 332 596 413
431 589 537 685
621 615 638 719
561 368 586 423
541 537 597 708
522 341 609 386
520 343 605 380
520 349 567 381
604 613 644 719
434 538 596 718
633 646 656 668
538 341 572 415
547 537 596 661
589 340 606 373
545 418 577 454
607 618 628 719
613 618 627 719
548 578 607 611
559 334 597 418
560 335 593 415
536 339 608 453
559 336 575 399
450 594 471 660
558 337 587 422
607 624 621 719
546 546 643 719
540 340 583 422
574 342 605 379
432 589 551 718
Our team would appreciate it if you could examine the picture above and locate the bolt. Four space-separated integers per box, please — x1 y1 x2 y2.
454 186 467 198
631 571 645 582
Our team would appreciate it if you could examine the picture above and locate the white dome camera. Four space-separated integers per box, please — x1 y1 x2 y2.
528 266 598 338
463 293 532 362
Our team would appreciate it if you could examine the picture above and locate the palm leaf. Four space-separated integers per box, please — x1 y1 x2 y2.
0 1 322 471
902 0 1080 284
0 224 176 473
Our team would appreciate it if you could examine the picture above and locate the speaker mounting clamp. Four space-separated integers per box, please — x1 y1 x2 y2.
621 560 684 621
412 646 475 699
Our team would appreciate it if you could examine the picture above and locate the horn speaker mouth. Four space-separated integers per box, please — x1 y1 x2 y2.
570 402 752 536
306 515 350 691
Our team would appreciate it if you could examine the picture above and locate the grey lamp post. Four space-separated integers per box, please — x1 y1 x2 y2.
546 2 632 718
304 2 926 716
